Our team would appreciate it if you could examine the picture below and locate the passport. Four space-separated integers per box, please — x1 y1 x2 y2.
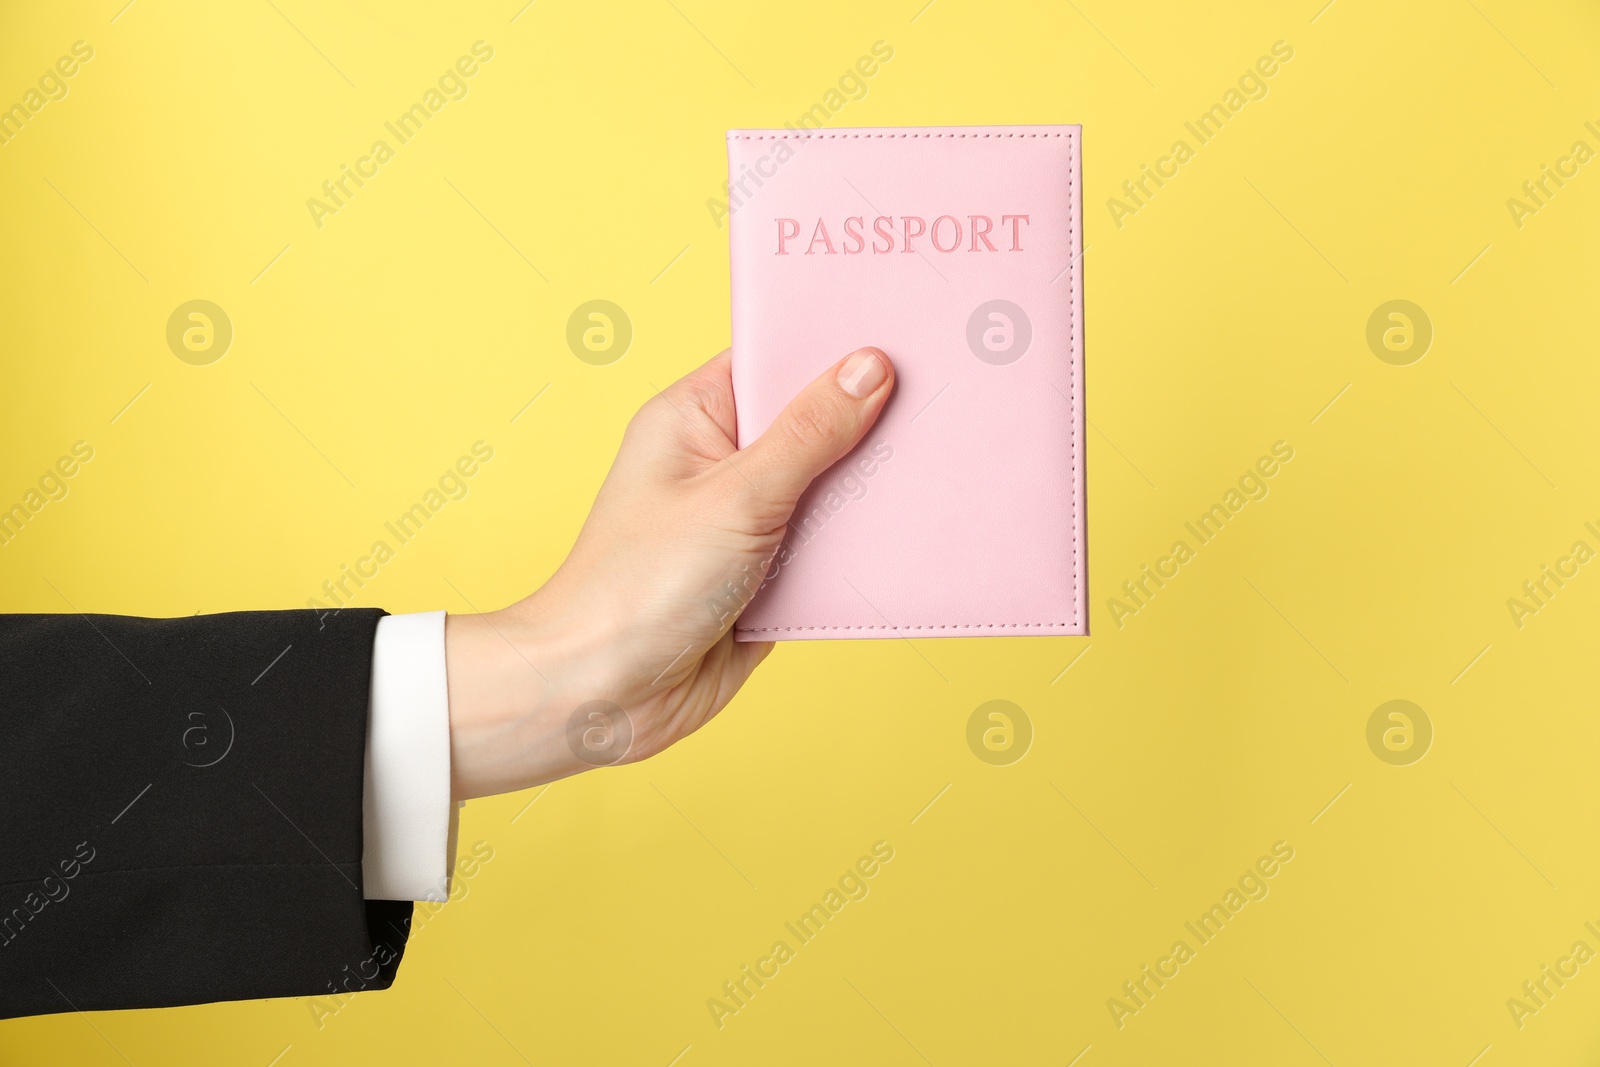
728 124 1088 641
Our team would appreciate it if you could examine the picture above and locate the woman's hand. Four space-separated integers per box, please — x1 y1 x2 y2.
445 346 895 800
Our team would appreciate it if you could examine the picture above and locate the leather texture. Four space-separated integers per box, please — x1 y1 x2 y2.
728 124 1087 641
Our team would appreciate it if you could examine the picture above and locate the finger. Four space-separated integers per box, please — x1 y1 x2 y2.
727 636 774 681
656 349 737 440
708 635 774 717
736 347 894 512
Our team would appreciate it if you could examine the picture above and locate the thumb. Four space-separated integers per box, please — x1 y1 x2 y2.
738 346 895 513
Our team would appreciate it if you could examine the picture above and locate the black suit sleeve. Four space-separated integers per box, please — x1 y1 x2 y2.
0 608 413 1019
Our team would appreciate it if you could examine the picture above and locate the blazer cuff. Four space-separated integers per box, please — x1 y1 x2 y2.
363 611 459 902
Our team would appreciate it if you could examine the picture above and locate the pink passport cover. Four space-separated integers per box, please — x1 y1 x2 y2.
728 124 1087 641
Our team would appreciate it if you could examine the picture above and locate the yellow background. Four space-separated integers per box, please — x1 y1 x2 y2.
2 0 1598 1063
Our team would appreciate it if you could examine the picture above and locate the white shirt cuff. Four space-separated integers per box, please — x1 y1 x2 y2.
363 610 459 901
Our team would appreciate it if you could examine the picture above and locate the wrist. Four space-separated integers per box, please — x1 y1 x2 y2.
445 592 609 800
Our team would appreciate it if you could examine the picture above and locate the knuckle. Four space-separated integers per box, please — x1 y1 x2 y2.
677 378 723 414
783 395 842 448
